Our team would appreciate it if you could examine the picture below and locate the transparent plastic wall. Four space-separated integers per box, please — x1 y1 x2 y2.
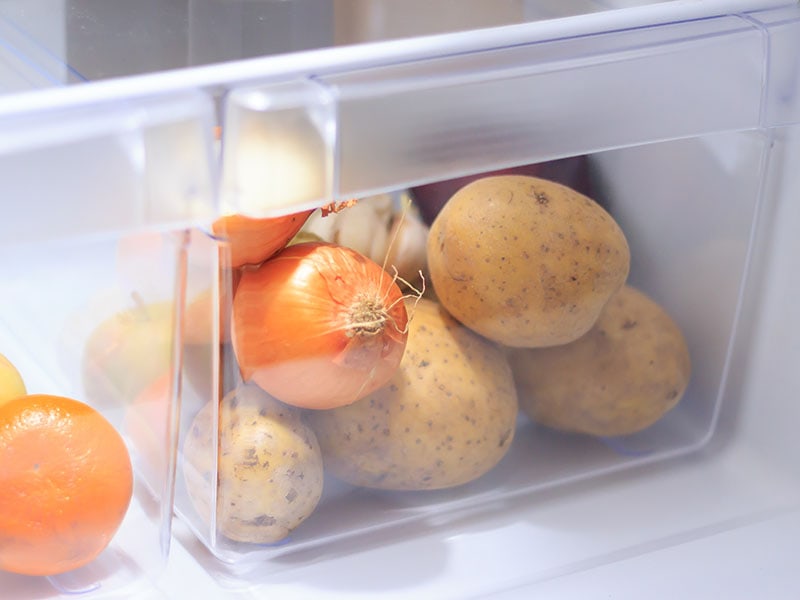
0 91 216 597
0 1 71 91
1 0 676 85
169 5 800 586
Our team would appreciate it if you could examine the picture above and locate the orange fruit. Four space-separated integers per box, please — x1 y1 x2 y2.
0 395 133 576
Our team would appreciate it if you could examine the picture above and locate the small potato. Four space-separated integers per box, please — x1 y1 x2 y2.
307 298 518 491
509 285 691 437
182 384 324 544
427 175 630 347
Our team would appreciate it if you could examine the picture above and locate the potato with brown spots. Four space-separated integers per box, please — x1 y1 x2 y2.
182 383 324 544
508 285 691 437
427 175 630 347
306 298 518 491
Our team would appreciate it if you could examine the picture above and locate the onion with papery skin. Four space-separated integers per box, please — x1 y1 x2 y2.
231 241 409 410
211 210 313 268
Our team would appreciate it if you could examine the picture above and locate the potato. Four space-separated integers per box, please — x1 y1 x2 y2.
307 298 518 491
509 285 691 437
427 175 630 347
182 383 324 544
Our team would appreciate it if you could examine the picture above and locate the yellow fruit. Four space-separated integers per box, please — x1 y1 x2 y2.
81 301 174 409
0 352 26 407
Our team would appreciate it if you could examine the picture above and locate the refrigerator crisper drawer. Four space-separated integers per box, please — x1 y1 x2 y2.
0 2 799 598
0 91 217 597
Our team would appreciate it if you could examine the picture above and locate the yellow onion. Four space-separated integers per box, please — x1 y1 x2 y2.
231 242 409 409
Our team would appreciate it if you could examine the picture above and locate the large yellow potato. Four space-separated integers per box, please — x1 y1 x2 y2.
509 285 691 437
182 384 324 544
427 175 630 347
307 298 518 491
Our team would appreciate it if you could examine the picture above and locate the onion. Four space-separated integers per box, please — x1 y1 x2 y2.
211 210 313 268
231 241 410 410
210 201 359 268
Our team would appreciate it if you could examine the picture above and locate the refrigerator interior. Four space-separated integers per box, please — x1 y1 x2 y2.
1 0 679 86
0 1 799 598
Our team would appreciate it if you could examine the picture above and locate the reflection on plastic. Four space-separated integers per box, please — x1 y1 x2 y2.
221 81 334 217
44 545 143 596
599 436 655 458
46 573 100 595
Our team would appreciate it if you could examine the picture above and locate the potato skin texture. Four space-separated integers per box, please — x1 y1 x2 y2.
427 175 630 347
307 298 518 491
182 384 324 544
509 285 691 437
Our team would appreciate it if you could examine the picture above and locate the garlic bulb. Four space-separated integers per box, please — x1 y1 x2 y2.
299 191 429 291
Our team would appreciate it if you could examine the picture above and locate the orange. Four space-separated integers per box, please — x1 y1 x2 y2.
0 395 133 576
